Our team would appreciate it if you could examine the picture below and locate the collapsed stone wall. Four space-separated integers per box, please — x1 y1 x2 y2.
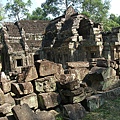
0 59 120 120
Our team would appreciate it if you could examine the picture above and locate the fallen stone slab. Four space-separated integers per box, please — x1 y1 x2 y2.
36 110 55 120
0 103 13 116
11 82 34 95
62 103 86 120
22 66 38 82
12 104 38 120
38 92 61 109
67 67 89 81
84 94 104 111
66 61 89 68
35 59 63 77
4 93 15 107
35 76 57 93
0 80 12 93
15 93 38 109
102 76 120 91
0 88 5 105
17 66 38 82
58 79 80 90
0 117 8 120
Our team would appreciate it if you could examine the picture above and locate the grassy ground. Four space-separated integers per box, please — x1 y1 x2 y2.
55 97 120 120
82 97 120 120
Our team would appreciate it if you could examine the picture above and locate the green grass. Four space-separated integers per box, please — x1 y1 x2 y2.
82 97 120 120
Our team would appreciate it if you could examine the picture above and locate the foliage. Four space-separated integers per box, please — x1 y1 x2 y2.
41 0 110 23
27 7 50 20
82 97 120 120
103 14 120 31
5 0 32 21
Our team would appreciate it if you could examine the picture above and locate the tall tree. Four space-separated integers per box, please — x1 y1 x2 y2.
27 7 50 20
41 0 110 23
5 0 32 21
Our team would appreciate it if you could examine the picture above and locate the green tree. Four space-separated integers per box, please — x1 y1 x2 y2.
5 0 32 21
41 0 110 23
103 14 120 31
27 7 50 20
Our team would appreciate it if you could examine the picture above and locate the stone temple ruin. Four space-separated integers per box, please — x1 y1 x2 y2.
0 6 120 120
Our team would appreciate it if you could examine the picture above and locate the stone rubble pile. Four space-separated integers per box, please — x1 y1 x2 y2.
0 59 120 120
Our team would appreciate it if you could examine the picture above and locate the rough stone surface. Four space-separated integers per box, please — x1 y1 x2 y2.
35 60 60 77
67 67 89 81
85 94 104 111
38 92 61 109
63 103 86 120
0 88 5 105
0 103 13 115
66 61 89 68
36 110 55 120
15 93 38 109
11 82 34 95
35 76 57 93
0 81 11 93
12 104 38 120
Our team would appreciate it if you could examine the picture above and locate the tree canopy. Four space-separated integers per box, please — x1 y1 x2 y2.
5 0 32 21
41 0 110 22
27 7 50 20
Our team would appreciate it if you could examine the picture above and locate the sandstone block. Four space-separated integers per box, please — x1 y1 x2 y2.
38 92 61 109
4 93 15 107
11 82 34 95
15 93 38 109
36 110 55 120
85 94 104 111
35 59 62 77
35 76 57 93
63 103 86 120
0 88 5 105
0 81 11 93
66 61 89 68
67 67 89 81
0 117 8 120
0 103 13 115
58 79 80 90
23 66 38 82
12 104 38 120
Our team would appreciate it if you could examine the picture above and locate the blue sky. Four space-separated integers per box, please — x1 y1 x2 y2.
1 0 120 16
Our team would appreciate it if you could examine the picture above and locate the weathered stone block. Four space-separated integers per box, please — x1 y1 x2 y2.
4 93 15 107
0 117 8 120
15 93 38 109
102 76 120 91
85 94 104 111
22 66 38 82
11 82 34 95
17 66 38 82
0 81 11 93
35 59 62 77
102 87 120 100
0 103 13 115
36 110 55 120
12 104 38 120
66 61 89 68
0 72 8 82
0 88 5 105
38 92 61 109
59 79 80 90
86 67 117 90
67 68 89 81
63 103 86 120
35 76 57 93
